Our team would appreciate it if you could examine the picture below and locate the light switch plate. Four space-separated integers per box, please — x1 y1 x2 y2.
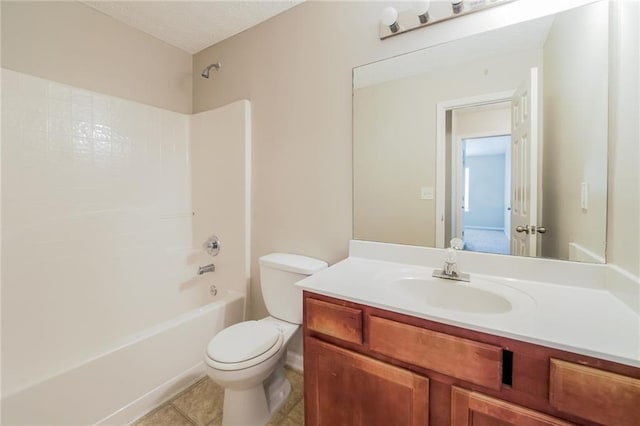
421 186 435 200
581 182 588 210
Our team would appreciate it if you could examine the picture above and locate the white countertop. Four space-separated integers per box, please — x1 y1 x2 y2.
296 254 640 368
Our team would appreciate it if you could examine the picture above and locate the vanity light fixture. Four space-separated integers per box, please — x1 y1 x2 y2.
379 0 514 40
382 6 400 33
415 0 431 24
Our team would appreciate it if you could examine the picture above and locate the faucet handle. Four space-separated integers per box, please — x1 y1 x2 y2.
445 247 457 263
203 235 221 257
450 237 464 250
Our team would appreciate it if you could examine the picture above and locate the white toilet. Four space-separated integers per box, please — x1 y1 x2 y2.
205 253 327 426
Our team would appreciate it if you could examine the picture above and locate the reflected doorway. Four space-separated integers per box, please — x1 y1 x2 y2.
459 135 511 254
435 93 514 252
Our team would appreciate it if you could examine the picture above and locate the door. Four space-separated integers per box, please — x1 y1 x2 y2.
304 337 429 425
510 67 539 256
454 140 467 240
451 387 573 426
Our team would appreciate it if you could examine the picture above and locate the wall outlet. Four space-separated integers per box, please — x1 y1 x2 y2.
421 186 435 200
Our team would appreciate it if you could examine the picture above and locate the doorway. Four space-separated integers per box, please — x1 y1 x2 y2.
435 68 541 256
459 135 511 254
435 92 513 250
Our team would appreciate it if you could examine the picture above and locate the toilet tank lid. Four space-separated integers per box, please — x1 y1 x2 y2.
259 253 328 275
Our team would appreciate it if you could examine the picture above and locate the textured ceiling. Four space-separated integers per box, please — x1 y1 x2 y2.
82 0 303 54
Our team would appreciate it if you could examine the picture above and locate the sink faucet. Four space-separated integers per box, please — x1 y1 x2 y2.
432 244 470 282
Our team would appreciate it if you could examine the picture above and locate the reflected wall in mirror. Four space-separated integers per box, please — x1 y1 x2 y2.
353 1 608 263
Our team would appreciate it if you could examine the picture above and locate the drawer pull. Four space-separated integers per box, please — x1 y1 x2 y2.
502 349 513 386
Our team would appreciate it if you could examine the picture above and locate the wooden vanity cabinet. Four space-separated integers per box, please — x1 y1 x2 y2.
303 291 640 426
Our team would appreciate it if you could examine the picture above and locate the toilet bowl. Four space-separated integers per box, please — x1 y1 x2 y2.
204 253 327 426
205 317 298 425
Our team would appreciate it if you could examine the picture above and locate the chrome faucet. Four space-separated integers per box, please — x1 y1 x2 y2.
198 263 216 275
432 240 470 282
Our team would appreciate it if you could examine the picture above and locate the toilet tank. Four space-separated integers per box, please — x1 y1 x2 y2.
259 253 328 324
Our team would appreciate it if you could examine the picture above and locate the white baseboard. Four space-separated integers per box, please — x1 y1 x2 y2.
464 226 504 231
286 351 304 372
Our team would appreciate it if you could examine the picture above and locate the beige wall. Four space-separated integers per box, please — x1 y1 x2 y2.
1 1 192 113
453 107 511 138
353 53 537 247
608 0 640 276
542 1 608 262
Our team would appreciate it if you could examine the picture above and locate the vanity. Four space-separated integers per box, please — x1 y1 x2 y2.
296 241 640 426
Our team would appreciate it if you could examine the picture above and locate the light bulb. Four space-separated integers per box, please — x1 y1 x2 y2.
414 0 430 16
382 6 400 33
414 0 431 24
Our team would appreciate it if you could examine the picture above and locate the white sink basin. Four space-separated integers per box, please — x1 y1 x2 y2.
392 277 512 314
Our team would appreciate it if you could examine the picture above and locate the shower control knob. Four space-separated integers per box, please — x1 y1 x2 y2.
203 235 221 257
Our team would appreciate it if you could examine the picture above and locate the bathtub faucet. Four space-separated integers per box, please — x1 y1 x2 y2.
198 264 216 275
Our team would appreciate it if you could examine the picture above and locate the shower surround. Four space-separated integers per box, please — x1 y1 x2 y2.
1 69 251 424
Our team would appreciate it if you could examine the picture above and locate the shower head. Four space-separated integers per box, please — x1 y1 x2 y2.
201 62 221 79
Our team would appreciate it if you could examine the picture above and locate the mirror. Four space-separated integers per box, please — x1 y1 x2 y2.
353 1 608 263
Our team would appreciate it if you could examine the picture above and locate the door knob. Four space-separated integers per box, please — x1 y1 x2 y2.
516 225 546 234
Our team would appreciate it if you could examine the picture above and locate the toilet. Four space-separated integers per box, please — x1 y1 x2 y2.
205 253 327 426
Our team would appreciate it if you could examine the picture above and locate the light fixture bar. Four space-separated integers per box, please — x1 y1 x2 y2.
379 0 516 40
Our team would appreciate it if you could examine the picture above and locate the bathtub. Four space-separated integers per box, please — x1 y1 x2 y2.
1 291 245 425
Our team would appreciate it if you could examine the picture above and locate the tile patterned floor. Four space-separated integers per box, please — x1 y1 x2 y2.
132 367 304 426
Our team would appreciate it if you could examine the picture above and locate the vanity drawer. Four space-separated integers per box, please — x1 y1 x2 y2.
305 298 363 345
452 387 573 426
549 358 640 426
369 316 502 390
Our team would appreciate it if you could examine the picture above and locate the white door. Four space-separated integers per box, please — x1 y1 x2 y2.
454 139 466 240
510 68 539 256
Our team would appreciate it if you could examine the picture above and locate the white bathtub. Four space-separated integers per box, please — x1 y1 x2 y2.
1 291 245 425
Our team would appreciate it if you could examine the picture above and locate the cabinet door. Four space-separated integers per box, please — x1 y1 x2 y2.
451 387 573 426
305 337 429 426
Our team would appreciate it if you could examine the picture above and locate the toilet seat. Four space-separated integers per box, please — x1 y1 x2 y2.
206 321 284 371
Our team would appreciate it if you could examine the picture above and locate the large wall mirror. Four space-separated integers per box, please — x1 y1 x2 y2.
353 1 608 263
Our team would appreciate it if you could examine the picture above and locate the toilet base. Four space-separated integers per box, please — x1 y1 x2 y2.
222 386 270 426
220 358 292 426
